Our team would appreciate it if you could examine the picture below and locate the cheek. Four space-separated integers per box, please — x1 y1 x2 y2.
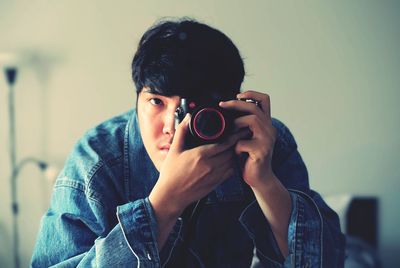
143 121 161 141
138 109 162 142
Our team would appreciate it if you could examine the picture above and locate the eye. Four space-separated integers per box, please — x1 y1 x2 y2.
149 98 163 106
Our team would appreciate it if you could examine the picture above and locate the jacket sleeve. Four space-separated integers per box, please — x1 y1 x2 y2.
29 179 128 267
238 119 345 267
31 177 182 268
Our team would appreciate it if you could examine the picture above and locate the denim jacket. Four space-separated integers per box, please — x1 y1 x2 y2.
31 109 345 268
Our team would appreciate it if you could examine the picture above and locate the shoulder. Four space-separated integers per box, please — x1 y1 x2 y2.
270 118 309 188
80 110 132 161
56 110 133 192
272 117 297 150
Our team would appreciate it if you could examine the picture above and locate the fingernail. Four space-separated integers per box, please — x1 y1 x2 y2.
219 101 225 106
184 113 191 121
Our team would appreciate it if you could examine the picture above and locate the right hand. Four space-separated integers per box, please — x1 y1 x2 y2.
149 113 249 218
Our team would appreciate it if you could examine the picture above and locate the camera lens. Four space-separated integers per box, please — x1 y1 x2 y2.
192 108 225 141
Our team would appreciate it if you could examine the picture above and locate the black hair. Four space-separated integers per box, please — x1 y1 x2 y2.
131 17 245 101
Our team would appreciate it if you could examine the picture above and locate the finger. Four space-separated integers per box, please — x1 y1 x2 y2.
237 90 271 118
234 116 277 146
219 99 264 119
235 139 261 159
233 115 267 139
170 113 190 152
235 138 275 162
237 90 266 99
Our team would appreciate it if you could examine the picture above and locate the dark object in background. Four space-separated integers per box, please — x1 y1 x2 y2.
5 67 18 85
345 197 380 268
346 198 378 248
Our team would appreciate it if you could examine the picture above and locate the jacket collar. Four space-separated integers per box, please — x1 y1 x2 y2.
124 109 159 201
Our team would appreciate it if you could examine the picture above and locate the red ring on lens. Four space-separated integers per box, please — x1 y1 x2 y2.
193 108 225 140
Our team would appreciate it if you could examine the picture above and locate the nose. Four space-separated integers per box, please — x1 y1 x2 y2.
162 110 176 137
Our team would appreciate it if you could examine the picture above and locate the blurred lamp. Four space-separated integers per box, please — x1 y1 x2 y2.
3 57 57 268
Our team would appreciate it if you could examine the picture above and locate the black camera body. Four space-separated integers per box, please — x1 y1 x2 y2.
174 98 260 148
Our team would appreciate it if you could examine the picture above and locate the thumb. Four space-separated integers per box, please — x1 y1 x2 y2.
170 113 190 152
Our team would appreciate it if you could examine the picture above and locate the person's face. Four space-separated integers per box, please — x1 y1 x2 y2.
137 87 181 171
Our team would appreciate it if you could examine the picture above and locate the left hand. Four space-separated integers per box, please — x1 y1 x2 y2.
219 90 277 189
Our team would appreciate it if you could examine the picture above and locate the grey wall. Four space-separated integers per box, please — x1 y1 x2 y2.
0 1 399 267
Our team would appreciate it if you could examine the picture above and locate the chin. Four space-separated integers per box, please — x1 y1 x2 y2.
153 156 166 171
146 148 165 171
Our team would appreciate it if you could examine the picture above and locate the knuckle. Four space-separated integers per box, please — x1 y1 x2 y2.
193 151 203 163
260 146 269 157
235 140 243 150
203 164 212 174
248 114 258 123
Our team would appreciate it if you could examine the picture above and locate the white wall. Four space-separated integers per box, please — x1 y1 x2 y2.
0 1 399 267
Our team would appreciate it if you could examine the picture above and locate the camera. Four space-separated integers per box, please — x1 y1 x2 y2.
174 97 260 148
